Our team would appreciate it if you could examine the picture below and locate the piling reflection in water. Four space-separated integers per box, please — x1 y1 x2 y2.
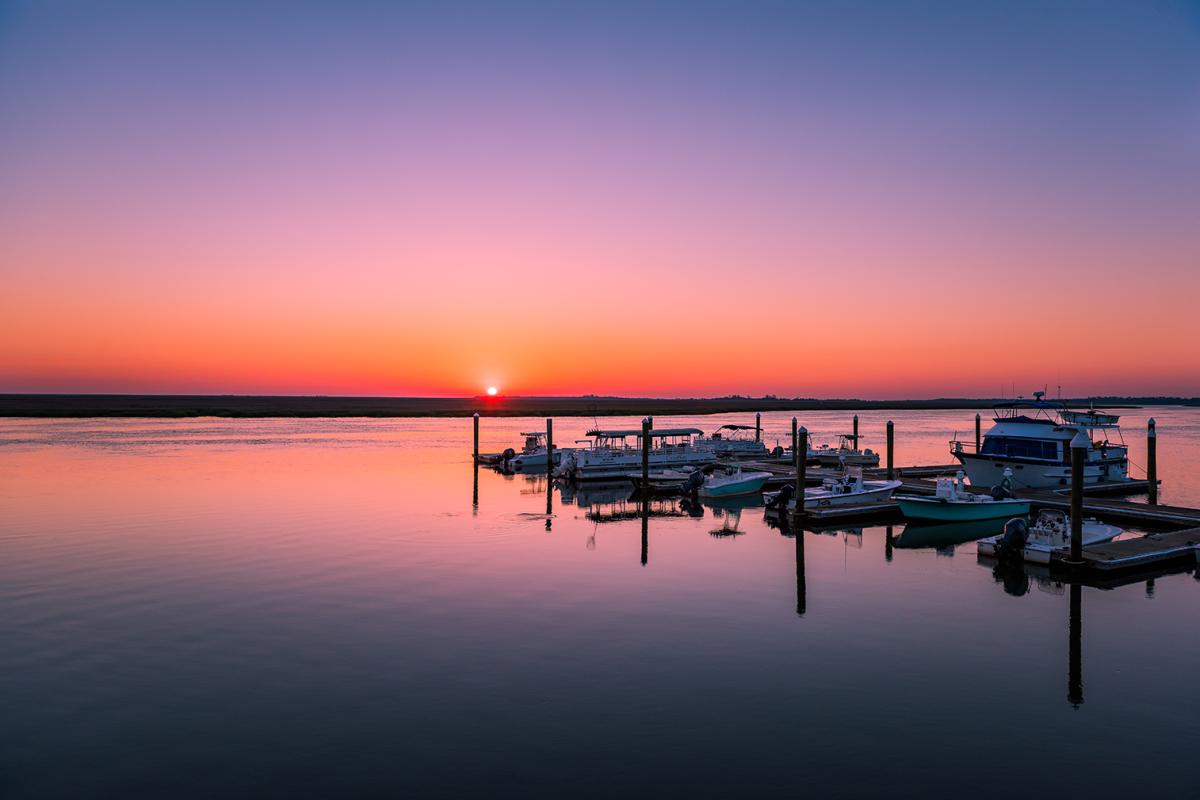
795 526 806 617
641 505 648 566
1069 582 1083 708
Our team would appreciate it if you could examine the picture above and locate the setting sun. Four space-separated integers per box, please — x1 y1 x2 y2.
486 386 498 396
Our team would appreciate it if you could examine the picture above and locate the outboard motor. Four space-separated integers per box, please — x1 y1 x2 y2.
996 517 1028 559
684 469 705 494
766 483 794 511
771 445 785 459
990 484 1009 501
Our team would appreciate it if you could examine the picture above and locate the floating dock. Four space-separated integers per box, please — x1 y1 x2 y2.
1055 528 1200 572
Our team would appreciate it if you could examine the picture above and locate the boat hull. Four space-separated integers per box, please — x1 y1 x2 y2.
896 496 1031 522
509 448 571 471
572 450 716 481
954 452 1127 489
698 472 771 498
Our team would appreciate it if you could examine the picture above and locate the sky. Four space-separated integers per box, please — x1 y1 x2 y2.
1 0 1198 398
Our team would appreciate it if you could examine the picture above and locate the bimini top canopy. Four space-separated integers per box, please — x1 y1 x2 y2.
519 431 547 437
586 427 704 438
715 424 757 431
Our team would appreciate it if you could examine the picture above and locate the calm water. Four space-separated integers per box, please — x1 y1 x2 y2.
1 409 1198 798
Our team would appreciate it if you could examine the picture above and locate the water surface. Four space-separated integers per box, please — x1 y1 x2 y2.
1 409 1197 798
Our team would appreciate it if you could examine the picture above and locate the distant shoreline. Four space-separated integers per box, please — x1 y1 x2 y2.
0 394 1194 419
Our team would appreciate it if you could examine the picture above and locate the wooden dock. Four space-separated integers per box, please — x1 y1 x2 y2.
1021 492 1200 529
1055 528 1200 572
716 457 1200 573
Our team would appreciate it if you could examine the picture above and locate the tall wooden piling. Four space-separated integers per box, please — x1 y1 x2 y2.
796 426 808 517
886 420 895 480
852 414 859 451
791 416 798 465
1070 430 1088 562
545 419 553 530
641 417 651 489
975 413 981 451
755 412 761 442
1147 418 1158 505
472 412 480 463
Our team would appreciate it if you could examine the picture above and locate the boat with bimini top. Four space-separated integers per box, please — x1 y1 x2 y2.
560 428 716 481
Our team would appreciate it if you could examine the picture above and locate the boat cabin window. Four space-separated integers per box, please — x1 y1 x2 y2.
980 436 1059 460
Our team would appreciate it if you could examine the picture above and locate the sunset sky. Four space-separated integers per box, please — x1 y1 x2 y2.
2 0 1198 398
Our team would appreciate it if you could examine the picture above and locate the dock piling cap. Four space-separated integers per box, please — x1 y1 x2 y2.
1070 430 1090 450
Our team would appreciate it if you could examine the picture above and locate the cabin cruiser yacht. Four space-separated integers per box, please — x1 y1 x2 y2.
560 428 717 481
950 393 1130 490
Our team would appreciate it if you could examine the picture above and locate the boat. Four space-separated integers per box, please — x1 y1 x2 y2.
561 428 716 481
950 391 1130 489
626 468 702 493
698 466 773 498
695 424 769 459
895 470 1031 521
763 466 901 510
810 434 880 467
977 509 1123 564
506 431 573 471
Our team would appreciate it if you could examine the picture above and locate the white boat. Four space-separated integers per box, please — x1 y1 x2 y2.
977 509 1123 564
810 434 880 467
895 470 1032 521
626 468 701 492
695 425 769 459
506 431 573 471
764 467 901 510
698 467 773 498
562 428 716 481
950 392 1130 489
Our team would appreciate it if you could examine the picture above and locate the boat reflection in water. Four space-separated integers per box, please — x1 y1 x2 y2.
893 517 1012 554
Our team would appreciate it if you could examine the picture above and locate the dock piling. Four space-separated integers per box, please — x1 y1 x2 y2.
546 418 554 473
1070 430 1088 562
796 426 808 518
473 412 480 463
1147 418 1158 505
975 413 981 451
755 412 761 443
852 414 859 450
641 417 651 489
886 420 895 480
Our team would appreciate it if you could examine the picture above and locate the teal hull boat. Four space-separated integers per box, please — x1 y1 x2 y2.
895 495 1030 522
